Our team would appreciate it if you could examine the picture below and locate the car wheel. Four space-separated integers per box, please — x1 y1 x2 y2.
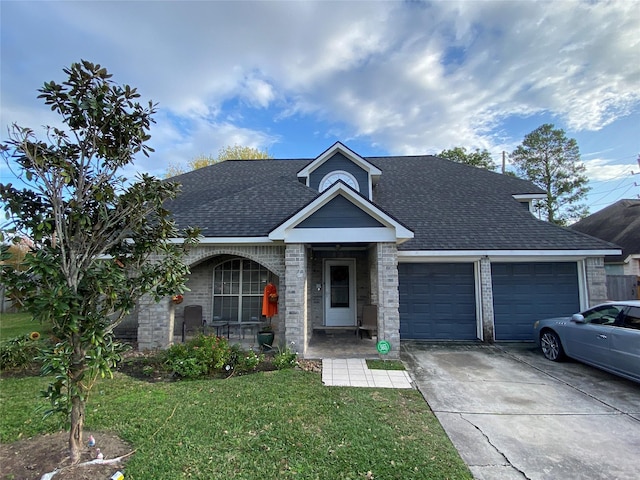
540 330 565 362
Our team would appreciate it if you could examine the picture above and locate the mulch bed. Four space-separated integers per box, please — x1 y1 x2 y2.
0 430 130 480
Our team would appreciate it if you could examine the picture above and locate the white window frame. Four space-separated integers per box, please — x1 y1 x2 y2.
212 258 270 323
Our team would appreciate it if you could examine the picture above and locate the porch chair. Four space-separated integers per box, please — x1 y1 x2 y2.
359 305 378 339
182 305 204 342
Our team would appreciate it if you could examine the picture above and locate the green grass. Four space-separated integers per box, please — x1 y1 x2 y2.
0 312 52 341
366 359 406 370
1 370 472 479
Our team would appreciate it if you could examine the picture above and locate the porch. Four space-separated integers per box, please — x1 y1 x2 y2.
306 329 380 359
137 242 401 359
175 328 380 360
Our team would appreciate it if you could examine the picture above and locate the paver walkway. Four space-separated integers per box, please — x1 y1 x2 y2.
322 358 413 388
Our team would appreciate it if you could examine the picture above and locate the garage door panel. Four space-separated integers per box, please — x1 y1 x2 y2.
493 262 579 341
412 304 430 314
399 263 477 340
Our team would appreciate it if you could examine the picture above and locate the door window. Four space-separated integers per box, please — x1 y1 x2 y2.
330 265 350 308
582 305 624 325
324 259 356 327
621 307 640 330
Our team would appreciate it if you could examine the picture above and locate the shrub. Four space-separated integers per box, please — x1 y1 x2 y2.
191 334 232 372
166 342 205 379
165 334 264 378
0 333 48 371
273 344 298 370
231 346 264 373
170 356 207 378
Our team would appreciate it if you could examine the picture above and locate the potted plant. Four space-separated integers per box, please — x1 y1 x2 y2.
171 294 184 304
257 320 275 351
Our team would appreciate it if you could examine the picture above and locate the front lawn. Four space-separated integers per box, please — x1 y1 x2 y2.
0 312 52 341
0 368 472 479
0 313 471 478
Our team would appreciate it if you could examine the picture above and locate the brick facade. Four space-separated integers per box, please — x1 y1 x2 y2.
284 244 307 355
136 294 175 351
137 244 285 351
136 243 608 354
478 257 495 342
585 256 608 306
375 243 400 359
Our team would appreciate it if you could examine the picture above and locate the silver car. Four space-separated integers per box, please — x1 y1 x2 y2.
533 300 640 383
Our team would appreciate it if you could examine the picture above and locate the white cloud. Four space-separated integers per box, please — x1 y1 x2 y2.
584 159 636 182
241 75 276 109
2 0 638 174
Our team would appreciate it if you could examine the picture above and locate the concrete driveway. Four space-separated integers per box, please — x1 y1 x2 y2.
401 342 640 480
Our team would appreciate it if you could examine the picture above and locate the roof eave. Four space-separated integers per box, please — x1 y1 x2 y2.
297 141 382 179
269 182 413 243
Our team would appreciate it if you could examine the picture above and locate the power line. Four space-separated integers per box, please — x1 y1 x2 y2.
586 170 635 203
589 183 639 207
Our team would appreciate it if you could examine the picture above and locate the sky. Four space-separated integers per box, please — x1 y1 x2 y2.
1 0 639 215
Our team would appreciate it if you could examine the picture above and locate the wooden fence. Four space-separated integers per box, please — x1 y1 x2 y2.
606 275 640 300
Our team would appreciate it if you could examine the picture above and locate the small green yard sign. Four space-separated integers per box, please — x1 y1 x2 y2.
376 340 391 355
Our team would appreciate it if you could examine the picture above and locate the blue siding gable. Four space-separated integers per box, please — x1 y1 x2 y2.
309 153 368 193
296 195 384 228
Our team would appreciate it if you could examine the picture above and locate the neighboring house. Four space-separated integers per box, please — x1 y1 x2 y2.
134 142 619 357
570 199 640 276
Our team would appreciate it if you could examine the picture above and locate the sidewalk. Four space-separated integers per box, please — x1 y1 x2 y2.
321 358 413 388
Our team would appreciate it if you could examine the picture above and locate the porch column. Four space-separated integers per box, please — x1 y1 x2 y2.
585 257 608 306
478 256 495 342
137 294 175 351
376 243 400 359
284 244 307 356
368 245 379 306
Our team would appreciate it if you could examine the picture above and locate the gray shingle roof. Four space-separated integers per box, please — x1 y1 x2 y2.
166 155 616 252
570 199 640 262
368 156 615 251
166 159 315 236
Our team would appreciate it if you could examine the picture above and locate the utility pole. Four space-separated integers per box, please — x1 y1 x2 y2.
502 151 506 174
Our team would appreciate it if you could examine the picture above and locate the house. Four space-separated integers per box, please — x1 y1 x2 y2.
134 142 619 357
570 199 640 276
569 199 639 300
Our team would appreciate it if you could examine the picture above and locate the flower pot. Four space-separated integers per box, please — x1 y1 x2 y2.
257 331 274 351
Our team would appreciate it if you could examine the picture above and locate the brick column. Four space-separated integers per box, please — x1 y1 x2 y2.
478 257 495 342
376 243 400 359
585 257 607 306
137 294 175 351
369 245 379 306
284 244 307 356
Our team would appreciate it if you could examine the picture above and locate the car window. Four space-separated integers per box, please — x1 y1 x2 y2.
582 305 625 325
620 307 640 330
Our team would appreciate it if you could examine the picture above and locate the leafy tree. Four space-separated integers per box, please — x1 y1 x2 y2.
438 146 497 170
0 60 199 463
165 144 272 177
510 123 590 225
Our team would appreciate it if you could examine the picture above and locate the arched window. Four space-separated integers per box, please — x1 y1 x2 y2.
212 258 270 322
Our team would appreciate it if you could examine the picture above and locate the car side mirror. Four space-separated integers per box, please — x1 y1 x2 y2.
571 314 585 323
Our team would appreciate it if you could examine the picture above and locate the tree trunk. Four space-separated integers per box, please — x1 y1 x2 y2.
69 393 85 464
68 340 87 464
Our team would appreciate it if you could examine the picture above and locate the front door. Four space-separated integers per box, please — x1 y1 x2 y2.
324 259 356 327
